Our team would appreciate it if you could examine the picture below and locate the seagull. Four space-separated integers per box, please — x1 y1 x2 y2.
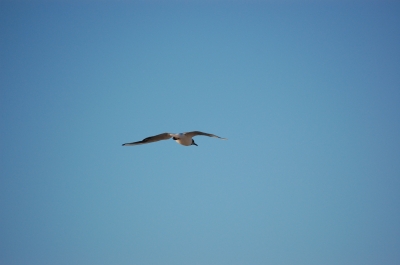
122 131 227 147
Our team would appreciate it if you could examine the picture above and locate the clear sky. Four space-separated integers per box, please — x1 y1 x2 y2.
1 1 399 265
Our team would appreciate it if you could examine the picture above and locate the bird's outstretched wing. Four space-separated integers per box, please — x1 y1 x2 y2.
184 131 227 140
122 133 172 146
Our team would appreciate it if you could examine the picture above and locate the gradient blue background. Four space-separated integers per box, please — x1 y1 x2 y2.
1 1 399 264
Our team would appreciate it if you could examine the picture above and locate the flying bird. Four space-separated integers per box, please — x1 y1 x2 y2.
122 131 227 147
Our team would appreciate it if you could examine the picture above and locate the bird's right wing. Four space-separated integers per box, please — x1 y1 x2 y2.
122 133 172 146
184 131 227 140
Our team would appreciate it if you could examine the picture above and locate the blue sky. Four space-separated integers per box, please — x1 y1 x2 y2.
1 1 399 265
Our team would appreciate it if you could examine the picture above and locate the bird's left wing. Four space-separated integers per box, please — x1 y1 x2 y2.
122 133 172 146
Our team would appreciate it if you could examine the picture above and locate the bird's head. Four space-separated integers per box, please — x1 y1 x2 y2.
191 139 198 146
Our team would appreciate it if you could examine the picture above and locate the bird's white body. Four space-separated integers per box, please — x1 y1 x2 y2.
122 131 226 147
172 133 192 146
